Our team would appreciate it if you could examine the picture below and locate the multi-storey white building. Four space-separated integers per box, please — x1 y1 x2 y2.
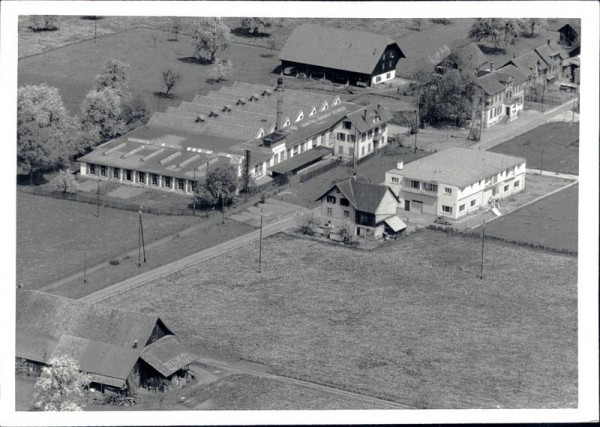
385 148 526 219
477 65 528 128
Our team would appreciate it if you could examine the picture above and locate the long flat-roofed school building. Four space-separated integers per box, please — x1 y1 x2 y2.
78 80 392 194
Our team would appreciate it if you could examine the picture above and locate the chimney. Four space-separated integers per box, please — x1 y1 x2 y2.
547 38 551 45
397 161 404 170
490 62 494 72
275 77 284 132
513 53 516 59
133 340 138 349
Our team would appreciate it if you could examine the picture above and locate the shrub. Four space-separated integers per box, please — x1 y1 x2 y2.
109 259 120 266
429 18 452 25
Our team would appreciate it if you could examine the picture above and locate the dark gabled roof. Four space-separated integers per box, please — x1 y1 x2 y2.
495 64 528 85
268 146 332 175
437 42 489 71
316 178 394 214
548 18 581 34
140 335 196 377
279 24 405 75
346 104 393 134
504 50 548 78
535 41 569 66
477 72 506 95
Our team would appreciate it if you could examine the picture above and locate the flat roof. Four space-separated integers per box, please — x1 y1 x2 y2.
388 148 525 187
269 146 333 175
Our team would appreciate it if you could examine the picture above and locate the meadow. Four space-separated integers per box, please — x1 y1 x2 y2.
104 230 578 409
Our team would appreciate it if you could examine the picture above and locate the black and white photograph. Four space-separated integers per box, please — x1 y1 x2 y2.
1 1 598 425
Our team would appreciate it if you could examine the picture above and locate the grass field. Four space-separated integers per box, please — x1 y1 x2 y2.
18 28 280 116
16 192 199 288
489 122 579 175
481 183 578 252
104 231 577 409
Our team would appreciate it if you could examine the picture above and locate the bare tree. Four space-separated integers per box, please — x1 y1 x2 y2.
162 70 182 97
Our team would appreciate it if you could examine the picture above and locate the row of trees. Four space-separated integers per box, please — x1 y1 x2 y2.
467 18 548 51
18 59 149 184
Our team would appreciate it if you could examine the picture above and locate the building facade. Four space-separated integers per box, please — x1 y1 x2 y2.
477 65 527 128
385 148 526 220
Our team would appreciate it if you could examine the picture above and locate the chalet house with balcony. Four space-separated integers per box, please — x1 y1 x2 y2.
434 42 490 77
385 148 526 220
16 289 195 393
316 178 404 239
278 24 405 87
534 39 569 83
79 81 392 193
476 64 528 128
551 19 580 57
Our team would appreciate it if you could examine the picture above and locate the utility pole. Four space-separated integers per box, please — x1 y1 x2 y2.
540 84 545 113
258 209 263 273
221 193 225 224
479 220 485 280
138 208 146 267
96 178 100 217
540 147 544 174
414 108 419 154
83 229 88 284
192 169 197 216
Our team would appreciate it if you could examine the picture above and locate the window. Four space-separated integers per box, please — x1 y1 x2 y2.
293 145 299 155
326 196 336 204
368 130 373 138
343 210 350 218
126 170 132 181
178 179 185 190
113 168 120 179
301 142 306 152
138 172 145 183
287 148 292 158
326 207 333 216
504 185 509 192
340 198 350 207
89 164 96 175
349 134 356 143
191 180 197 191
152 174 158 186
459 204 465 212
164 176 171 188
442 205 452 214
391 177 399 184
410 180 420 189
375 76 381 82
100 165 106 177
424 183 438 192
514 180 520 188
337 133 346 142
386 72 391 79
368 143 372 152
470 200 476 207
444 187 452 195
343 121 352 130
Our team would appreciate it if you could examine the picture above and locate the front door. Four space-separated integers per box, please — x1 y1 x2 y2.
506 106 510 116
404 200 410 211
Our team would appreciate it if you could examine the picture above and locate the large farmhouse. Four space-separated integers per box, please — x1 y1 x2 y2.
279 24 405 87
435 42 491 77
78 80 392 193
385 148 526 220
316 178 404 240
16 289 195 393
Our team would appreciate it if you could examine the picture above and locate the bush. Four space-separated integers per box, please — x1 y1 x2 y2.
109 259 120 266
51 170 79 194
29 16 58 32
429 18 452 25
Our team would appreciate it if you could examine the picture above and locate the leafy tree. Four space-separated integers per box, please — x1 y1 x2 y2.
239 17 273 35
295 211 318 235
467 18 522 50
208 59 233 83
162 69 182 97
195 166 238 206
170 17 182 41
520 18 547 38
32 355 90 411
93 59 130 97
191 18 231 62
120 94 149 129
17 84 82 184
52 169 79 194
81 87 127 143
29 16 58 32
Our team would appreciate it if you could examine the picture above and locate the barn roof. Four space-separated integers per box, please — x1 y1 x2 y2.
140 335 196 377
477 72 506 95
16 289 193 387
279 24 405 75
387 147 525 187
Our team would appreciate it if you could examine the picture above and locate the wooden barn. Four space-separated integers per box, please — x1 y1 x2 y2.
278 24 405 87
16 289 196 393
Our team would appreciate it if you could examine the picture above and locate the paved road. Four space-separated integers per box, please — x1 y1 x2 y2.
80 211 303 303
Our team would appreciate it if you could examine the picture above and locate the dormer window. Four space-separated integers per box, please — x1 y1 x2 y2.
283 119 291 127
296 112 304 122
310 107 317 116
333 97 341 106
322 102 329 111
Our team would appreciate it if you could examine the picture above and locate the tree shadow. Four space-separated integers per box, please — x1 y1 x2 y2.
231 27 271 39
477 44 506 55
167 38 179 42
17 173 48 186
152 91 178 100
261 53 275 58
178 56 212 66
29 27 59 33
271 65 283 75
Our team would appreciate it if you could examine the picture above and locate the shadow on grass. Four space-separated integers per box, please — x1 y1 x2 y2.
17 173 48 186
231 27 271 39
152 91 180 100
261 53 275 58
477 44 506 55
178 56 212 66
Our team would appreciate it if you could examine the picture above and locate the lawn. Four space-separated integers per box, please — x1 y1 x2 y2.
489 122 579 175
16 191 200 288
18 27 280 116
104 230 577 409
481 183 578 253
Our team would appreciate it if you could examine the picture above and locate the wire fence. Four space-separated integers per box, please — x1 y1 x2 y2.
299 159 343 183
